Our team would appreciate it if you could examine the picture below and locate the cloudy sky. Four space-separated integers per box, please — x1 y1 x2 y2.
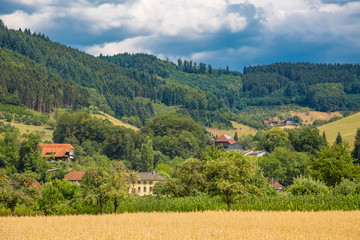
1 0 359 70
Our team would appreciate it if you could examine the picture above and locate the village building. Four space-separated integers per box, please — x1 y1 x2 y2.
39 143 75 161
215 134 236 148
263 119 278 126
269 179 284 191
130 172 167 196
64 171 85 185
283 117 295 125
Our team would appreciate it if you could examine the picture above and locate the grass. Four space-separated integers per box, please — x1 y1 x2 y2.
0 120 53 142
1 211 359 239
92 112 139 131
206 121 257 138
318 111 360 147
293 111 342 125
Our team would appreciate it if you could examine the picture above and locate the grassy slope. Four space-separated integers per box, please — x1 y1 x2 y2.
206 121 257 138
318 112 360 147
0 120 53 142
92 112 139 131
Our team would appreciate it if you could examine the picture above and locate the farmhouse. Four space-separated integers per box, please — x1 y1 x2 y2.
283 117 295 125
263 119 278 126
269 179 283 191
130 171 167 196
39 143 75 161
215 134 237 148
64 171 85 185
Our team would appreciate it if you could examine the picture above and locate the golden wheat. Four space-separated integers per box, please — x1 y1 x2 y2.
1 211 360 240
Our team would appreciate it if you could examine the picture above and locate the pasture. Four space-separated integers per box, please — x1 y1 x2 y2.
318 111 360 147
1 211 359 239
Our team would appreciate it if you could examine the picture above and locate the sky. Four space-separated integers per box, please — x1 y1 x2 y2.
0 0 359 71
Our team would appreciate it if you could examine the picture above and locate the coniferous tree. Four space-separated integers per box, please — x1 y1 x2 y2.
234 132 239 141
335 132 343 145
322 131 327 142
352 128 360 163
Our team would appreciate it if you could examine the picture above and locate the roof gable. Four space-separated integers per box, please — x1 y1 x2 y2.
215 134 236 144
39 144 74 158
64 172 85 181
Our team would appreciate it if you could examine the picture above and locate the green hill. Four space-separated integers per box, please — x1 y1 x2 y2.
318 112 360 147
1 20 360 130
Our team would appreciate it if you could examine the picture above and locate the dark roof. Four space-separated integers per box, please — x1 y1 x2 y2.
64 172 85 181
138 172 167 181
215 135 236 144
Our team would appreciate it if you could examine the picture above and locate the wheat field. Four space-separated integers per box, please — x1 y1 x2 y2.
1 211 360 239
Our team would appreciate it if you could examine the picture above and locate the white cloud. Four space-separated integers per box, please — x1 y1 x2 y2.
85 35 154 56
0 10 54 31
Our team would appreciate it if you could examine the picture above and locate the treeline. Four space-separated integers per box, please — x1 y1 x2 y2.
242 62 360 111
0 22 232 128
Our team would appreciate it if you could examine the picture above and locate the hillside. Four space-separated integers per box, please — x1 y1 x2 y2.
318 112 360 147
0 20 360 131
92 112 139 131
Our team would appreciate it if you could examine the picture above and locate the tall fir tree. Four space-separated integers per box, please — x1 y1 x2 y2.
352 128 360 163
335 132 343 145
234 132 239 141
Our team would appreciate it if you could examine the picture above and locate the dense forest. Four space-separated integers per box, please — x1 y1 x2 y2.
1 20 359 130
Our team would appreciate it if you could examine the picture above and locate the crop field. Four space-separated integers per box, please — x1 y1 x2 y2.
1 211 359 240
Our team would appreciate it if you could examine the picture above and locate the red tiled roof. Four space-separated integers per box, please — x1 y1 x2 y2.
215 134 236 144
269 179 283 188
64 172 85 181
264 120 278 124
138 172 167 181
39 144 74 158
24 179 42 189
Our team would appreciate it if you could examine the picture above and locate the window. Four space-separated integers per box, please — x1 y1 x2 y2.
138 186 141 192
149 181 153 184
150 187 153 191
143 181 147 184
144 187 147 192
138 181 141 184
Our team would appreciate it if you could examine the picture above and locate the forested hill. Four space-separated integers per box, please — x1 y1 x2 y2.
1 19 360 130
0 21 231 128
101 54 360 113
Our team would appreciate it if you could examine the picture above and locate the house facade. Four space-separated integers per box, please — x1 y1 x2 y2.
130 172 167 196
64 171 85 185
40 144 75 161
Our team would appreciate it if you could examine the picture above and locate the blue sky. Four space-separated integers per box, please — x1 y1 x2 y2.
1 0 359 71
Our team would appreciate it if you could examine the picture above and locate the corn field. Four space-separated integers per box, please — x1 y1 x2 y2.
1 211 359 239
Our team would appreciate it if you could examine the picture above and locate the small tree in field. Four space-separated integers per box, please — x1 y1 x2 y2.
81 167 109 215
105 162 137 214
0 170 40 215
204 149 257 211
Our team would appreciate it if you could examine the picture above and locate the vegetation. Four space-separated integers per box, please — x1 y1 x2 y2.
1 211 360 239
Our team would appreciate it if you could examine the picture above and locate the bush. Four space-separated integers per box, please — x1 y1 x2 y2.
288 176 331 196
334 178 360 196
